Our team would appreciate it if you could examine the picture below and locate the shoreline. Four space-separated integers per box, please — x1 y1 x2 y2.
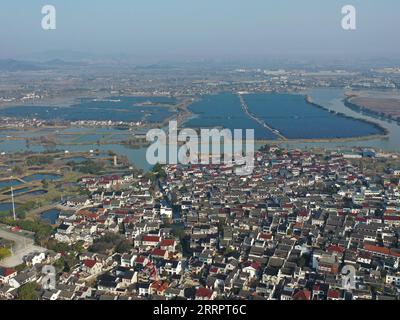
0 91 393 153
344 97 400 126
305 95 389 137
252 133 388 146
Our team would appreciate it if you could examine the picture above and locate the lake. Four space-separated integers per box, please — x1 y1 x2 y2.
0 96 177 123
185 93 278 140
2 89 400 174
242 93 383 139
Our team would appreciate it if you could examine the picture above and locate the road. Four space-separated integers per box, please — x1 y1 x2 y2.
238 94 287 141
0 225 46 268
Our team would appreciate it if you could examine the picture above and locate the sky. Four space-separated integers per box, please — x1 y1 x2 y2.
1 0 399 61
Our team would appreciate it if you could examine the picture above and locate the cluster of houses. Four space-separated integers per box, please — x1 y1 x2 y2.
2 147 400 300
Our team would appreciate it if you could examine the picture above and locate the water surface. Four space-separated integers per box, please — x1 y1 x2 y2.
243 93 383 139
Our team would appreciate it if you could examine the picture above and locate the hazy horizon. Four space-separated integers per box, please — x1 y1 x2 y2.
1 0 400 62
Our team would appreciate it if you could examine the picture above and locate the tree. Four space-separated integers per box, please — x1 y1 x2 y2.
77 160 104 174
0 247 11 261
115 240 132 254
152 163 166 179
223 246 235 256
15 263 27 272
73 241 85 254
18 282 38 300
260 144 271 152
41 179 49 189
0 218 53 246
15 207 27 219
35 227 52 246
171 225 185 240
89 232 125 254
12 166 24 175
26 155 53 166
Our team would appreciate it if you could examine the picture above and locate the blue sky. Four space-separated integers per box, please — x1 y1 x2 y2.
1 0 399 60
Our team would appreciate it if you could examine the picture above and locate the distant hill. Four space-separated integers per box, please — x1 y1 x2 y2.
0 59 44 71
44 59 89 67
0 59 89 71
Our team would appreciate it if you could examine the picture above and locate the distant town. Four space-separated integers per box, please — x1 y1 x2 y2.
2 59 400 301
2 144 400 300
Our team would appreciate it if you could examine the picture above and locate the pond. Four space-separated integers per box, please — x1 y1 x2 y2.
0 179 22 189
23 173 62 182
3 187 31 195
40 209 60 224
0 202 19 213
21 190 48 197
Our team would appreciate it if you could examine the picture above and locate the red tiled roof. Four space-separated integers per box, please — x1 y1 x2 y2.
259 233 272 240
364 244 400 258
297 210 309 217
135 256 146 264
5 268 16 276
160 239 175 247
293 289 311 300
250 262 262 270
327 245 345 254
142 236 160 243
151 248 166 257
195 288 213 298
327 289 340 299
384 216 400 221
150 280 162 289
82 259 97 268
209 267 219 274
0 267 17 277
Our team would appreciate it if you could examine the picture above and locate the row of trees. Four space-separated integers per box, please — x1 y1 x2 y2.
89 232 132 255
69 160 105 175
0 217 53 246
26 155 54 166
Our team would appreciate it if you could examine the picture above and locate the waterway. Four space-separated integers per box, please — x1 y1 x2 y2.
1 89 400 174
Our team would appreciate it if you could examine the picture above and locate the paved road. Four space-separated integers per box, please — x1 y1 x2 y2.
0 225 46 268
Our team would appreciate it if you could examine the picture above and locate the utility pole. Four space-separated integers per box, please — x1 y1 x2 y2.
11 186 16 221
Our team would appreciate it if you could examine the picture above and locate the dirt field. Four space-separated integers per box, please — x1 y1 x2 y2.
350 97 400 118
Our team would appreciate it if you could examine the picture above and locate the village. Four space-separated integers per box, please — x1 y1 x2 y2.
0 146 400 300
